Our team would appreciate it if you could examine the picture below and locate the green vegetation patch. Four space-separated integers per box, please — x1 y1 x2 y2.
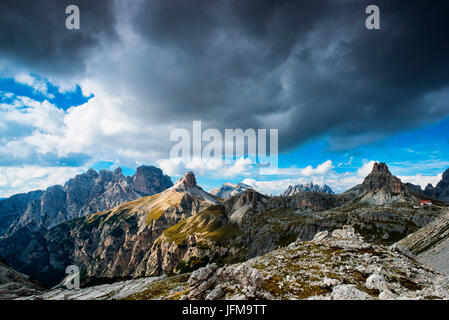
122 273 190 300
174 256 210 274
163 206 232 244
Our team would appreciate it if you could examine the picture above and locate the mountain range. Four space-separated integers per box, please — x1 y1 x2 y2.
1 162 449 300
0 166 173 238
424 169 449 201
209 182 253 199
282 182 334 196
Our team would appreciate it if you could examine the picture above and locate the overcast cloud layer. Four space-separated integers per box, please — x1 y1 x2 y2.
1 0 449 195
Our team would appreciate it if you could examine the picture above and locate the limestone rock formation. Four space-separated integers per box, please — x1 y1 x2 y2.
17 226 449 301
0 256 42 299
0 190 43 237
343 162 437 205
210 182 253 199
174 226 449 300
1 163 447 298
424 168 449 201
0 172 218 287
392 209 449 275
1 165 173 237
283 182 334 197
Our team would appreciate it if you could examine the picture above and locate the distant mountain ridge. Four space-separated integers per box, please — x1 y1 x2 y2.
393 209 449 276
210 182 253 199
342 162 442 206
0 162 447 290
424 168 449 202
0 171 221 286
282 182 334 197
0 165 173 237
0 256 42 299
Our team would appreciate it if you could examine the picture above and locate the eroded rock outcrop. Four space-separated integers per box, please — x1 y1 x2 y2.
180 226 449 300
210 182 253 199
343 162 438 206
424 168 449 202
3 165 173 236
283 183 334 197
392 209 449 275
0 256 42 299
0 172 217 287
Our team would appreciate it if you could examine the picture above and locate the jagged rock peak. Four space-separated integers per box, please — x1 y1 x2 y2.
442 168 449 181
86 168 99 178
371 162 391 175
132 165 173 194
209 182 253 199
283 182 334 196
176 171 197 188
362 162 402 194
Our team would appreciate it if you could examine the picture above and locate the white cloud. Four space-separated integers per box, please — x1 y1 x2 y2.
0 166 86 197
14 73 49 96
157 156 253 179
398 173 443 190
242 160 376 195
300 159 334 176
356 160 378 178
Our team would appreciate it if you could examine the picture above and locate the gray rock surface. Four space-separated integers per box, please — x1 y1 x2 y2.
392 210 449 275
210 182 253 199
283 182 334 196
424 168 449 201
2 165 173 237
0 256 42 299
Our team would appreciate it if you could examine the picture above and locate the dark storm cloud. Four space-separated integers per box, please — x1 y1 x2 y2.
129 0 449 151
2 0 449 154
0 0 118 76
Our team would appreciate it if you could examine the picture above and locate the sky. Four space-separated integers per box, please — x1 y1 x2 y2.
1 0 449 197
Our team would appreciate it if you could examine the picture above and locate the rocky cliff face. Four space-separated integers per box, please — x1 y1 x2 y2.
0 190 43 237
0 256 43 299
2 165 173 237
25 226 449 300
392 209 449 276
178 226 449 300
0 172 217 287
1 164 446 294
209 182 253 199
424 168 449 201
362 162 403 194
282 183 334 197
343 162 437 205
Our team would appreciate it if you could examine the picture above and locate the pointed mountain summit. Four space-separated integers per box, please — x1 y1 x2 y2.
173 171 197 189
210 182 253 199
361 162 403 194
0 171 220 286
171 172 219 205
344 162 437 205
424 168 449 201
2 165 173 237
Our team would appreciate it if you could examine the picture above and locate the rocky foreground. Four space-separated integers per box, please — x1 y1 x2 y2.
393 210 449 276
22 226 449 300
0 257 42 299
181 226 449 300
